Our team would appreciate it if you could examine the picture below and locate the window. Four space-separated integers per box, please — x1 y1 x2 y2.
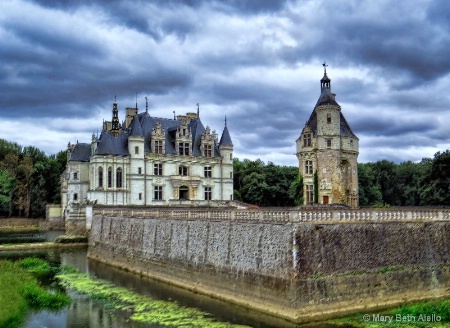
306 185 314 205
139 193 142 200
305 160 313 175
73 172 78 180
230 154 232 160
154 140 163 154
182 128 187 136
73 193 78 201
327 113 331 124
204 144 212 157
154 163 162 175
230 172 233 178
154 186 163 200
204 186 212 200
179 166 188 176
108 167 112 188
350 139 353 147
179 142 190 155
327 139 332 149
135 146 139 154
303 133 311 147
98 167 103 187
230 194 233 200
116 168 122 188
138 167 142 175
204 166 212 178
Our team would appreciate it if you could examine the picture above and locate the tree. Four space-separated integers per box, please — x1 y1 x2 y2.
289 174 303 206
420 151 450 205
0 169 14 216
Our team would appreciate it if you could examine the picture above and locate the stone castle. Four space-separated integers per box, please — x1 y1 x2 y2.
296 65 359 207
61 99 234 219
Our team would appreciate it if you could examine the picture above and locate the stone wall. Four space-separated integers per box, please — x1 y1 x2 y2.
88 206 450 323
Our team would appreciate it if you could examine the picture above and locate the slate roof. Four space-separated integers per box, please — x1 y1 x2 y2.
219 125 233 146
92 112 224 158
304 74 357 139
69 143 91 162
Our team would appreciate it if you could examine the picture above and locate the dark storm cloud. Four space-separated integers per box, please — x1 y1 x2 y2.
1 0 449 163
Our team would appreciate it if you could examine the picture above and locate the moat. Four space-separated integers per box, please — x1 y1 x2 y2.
0 230 347 328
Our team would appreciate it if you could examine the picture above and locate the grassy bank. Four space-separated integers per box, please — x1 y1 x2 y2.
330 298 450 327
57 266 250 328
0 258 71 327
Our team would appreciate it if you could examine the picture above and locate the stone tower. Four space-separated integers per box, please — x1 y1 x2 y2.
296 65 359 207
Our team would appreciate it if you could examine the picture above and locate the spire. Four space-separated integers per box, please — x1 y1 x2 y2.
197 103 200 118
219 116 233 147
130 115 143 137
112 96 120 137
321 62 331 91
145 96 148 113
135 92 138 110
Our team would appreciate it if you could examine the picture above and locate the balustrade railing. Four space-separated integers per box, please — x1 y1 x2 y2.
92 205 450 224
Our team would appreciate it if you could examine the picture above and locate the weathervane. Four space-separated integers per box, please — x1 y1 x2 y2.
322 62 328 74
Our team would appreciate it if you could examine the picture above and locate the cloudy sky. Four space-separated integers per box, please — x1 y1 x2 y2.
1 0 449 165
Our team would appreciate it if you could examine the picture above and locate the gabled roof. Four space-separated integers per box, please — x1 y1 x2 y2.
69 143 91 162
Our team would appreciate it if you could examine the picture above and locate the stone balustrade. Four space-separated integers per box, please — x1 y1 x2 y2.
92 206 450 223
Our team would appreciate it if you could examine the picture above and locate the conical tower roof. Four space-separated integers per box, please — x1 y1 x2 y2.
129 116 143 137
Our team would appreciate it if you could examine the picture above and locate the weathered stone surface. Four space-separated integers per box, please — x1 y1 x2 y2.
88 214 450 323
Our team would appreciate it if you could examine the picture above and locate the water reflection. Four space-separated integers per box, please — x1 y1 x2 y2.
0 230 64 244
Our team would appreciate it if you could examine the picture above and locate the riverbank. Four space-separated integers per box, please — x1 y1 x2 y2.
0 258 71 327
0 218 42 231
0 242 87 251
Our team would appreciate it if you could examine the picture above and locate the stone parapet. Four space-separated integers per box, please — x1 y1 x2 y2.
92 205 450 224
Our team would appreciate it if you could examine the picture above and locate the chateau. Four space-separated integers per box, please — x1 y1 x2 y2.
61 98 233 217
296 66 359 207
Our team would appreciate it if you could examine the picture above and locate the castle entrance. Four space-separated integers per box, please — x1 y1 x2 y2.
179 186 189 200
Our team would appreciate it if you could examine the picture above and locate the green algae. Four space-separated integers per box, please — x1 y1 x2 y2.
56 268 250 327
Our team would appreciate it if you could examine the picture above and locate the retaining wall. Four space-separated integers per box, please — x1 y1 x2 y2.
88 207 450 323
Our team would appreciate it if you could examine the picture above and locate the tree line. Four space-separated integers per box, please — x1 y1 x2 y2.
0 139 66 218
0 138 448 218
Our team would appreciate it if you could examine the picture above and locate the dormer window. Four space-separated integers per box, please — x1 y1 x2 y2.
154 140 163 154
151 121 165 155
303 133 312 147
179 142 190 156
204 144 212 157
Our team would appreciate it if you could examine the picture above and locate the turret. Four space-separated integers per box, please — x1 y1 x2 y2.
219 116 234 200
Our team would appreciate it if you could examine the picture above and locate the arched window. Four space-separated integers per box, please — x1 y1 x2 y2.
98 167 103 188
116 167 122 188
108 167 112 188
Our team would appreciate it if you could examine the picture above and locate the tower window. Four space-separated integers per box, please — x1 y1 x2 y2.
303 133 312 147
135 146 139 154
327 139 332 149
138 167 142 175
98 167 103 188
116 168 122 188
204 186 212 200
204 166 212 178
108 167 112 188
327 114 331 124
73 193 78 201
139 193 142 200
154 163 163 176
306 185 314 205
350 139 353 146
305 160 313 175
73 172 78 180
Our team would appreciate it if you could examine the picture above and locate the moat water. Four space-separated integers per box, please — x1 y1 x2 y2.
0 231 351 328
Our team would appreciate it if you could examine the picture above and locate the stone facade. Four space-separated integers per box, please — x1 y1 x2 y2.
296 67 359 207
61 99 234 221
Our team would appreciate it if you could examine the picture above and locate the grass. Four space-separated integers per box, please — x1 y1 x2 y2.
0 258 71 328
57 266 251 328
330 298 450 327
